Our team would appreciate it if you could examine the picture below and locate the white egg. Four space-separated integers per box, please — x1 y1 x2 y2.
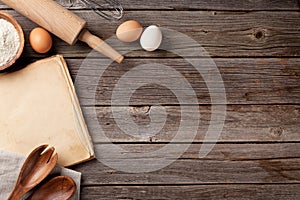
140 25 162 51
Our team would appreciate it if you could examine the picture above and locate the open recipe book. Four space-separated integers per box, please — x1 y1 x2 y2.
0 55 94 166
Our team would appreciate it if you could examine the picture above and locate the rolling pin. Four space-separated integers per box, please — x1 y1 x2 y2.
1 0 123 63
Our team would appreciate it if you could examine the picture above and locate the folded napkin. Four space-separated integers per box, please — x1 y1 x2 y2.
0 150 81 200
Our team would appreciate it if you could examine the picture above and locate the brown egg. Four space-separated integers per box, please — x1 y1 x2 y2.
29 27 52 54
116 20 143 42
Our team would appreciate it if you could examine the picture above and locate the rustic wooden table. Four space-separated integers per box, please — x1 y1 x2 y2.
1 0 300 199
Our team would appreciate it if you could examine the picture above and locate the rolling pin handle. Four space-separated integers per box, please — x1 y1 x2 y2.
78 29 124 63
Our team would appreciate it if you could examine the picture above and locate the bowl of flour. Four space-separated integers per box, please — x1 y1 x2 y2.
0 11 24 71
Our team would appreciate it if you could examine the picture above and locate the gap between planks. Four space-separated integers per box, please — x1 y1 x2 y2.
1 0 300 11
81 182 300 186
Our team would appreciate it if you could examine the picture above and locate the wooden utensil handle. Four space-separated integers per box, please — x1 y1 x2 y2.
79 29 124 63
8 186 26 200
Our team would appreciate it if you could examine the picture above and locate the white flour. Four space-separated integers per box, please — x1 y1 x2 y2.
0 18 20 66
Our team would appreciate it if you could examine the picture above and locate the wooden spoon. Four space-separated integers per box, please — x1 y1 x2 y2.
27 176 76 200
8 144 58 200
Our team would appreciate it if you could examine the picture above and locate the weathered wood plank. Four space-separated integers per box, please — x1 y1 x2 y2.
93 143 300 161
81 184 300 200
10 58 299 105
2 10 300 57
71 143 300 185
65 58 300 105
1 0 299 11
82 105 300 142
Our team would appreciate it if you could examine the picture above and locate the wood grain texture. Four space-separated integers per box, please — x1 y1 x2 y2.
2 10 300 58
71 143 300 185
64 58 300 105
10 58 299 105
81 184 300 200
82 105 300 142
1 0 299 10
1 1 299 199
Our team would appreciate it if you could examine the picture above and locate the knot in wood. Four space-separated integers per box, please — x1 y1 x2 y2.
254 30 265 39
269 127 284 137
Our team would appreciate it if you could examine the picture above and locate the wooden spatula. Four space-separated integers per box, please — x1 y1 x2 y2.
27 176 76 200
8 145 58 200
